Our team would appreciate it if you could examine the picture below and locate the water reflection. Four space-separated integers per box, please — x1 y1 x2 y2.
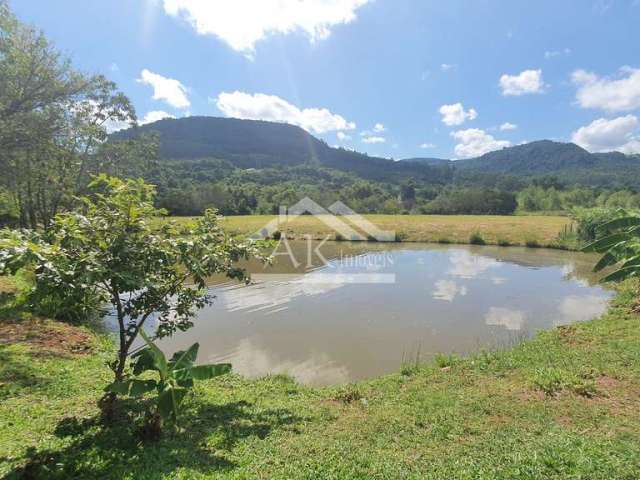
433 280 467 302
153 242 613 385
485 307 527 331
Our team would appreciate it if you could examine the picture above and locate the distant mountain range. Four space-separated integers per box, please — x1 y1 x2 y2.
114 116 640 188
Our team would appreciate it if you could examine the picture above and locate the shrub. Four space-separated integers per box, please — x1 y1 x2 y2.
497 238 511 247
434 353 459 368
469 232 486 245
525 238 540 248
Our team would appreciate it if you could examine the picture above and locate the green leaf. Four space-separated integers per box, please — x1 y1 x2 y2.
602 266 640 282
131 348 157 375
189 363 232 380
620 256 640 269
139 330 168 379
129 379 157 396
593 251 619 272
158 387 187 422
596 216 640 233
170 343 199 371
582 233 627 253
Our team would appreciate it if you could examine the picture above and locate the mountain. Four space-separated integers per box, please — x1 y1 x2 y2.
407 140 640 188
113 116 451 184
401 157 452 166
114 117 640 188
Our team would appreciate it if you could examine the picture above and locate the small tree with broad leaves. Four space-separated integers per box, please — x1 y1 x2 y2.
0 175 262 414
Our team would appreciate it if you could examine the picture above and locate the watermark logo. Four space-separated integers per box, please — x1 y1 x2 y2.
251 198 396 284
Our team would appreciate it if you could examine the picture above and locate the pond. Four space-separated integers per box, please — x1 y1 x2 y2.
152 241 613 385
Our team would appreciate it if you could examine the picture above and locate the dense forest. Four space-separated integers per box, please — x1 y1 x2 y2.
109 116 640 217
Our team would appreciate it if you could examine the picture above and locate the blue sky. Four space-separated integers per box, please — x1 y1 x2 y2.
12 0 640 159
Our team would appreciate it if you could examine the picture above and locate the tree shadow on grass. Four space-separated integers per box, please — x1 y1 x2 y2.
0 349 53 398
4 399 304 479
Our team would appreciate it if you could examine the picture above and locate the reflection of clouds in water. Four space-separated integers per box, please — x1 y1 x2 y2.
433 280 467 302
220 277 343 314
207 338 350 385
561 263 589 287
557 295 609 325
485 307 526 331
491 276 507 285
448 250 500 279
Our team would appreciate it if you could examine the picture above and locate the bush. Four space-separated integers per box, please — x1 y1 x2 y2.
525 239 540 248
469 232 486 245
571 207 626 242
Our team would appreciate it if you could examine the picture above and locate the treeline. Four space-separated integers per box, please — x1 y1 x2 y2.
517 185 640 212
0 2 157 228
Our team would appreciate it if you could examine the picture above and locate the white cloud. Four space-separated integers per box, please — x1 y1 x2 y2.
139 110 176 125
544 48 571 59
499 122 518 131
419 142 435 149
571 115 640 154
137 69 190 109
451 128 511 158
439 103 478 126
440 63 457 72
162 0 370 55
572 67 640 113
362 136 385 144
485 307 526 331
499 69 545 96
215 91 355 134
336 131 351 141
103 118 131 134
373 122 386 133
432 280 467 302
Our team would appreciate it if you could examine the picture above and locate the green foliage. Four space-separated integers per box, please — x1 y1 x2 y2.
434 353 459 368
0 175 262 385
469 232 486 245
424 188 517 215
524 238 541 248
583 212 640 282
106 331 231 426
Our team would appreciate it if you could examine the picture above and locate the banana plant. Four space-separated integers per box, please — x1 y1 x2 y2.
106 330 231 425
582 212 640 282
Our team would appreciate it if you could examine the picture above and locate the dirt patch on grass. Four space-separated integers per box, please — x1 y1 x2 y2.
0 318 93 355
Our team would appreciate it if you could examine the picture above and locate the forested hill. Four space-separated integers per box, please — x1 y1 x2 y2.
113 116 451 184
406 140 640 187
114 116 640 188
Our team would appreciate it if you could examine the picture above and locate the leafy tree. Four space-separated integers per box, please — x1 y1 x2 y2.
0 2 137 229
0 176 262 389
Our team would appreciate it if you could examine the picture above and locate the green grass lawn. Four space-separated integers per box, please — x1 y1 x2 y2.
163 214 573 248
1 277 639 479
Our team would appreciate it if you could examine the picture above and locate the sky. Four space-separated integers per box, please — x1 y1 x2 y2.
11 0 640 160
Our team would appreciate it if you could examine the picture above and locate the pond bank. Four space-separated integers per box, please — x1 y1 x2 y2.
1 277 639 478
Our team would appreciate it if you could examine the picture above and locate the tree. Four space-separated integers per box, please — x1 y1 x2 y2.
0 176 263 389
0 2 138 229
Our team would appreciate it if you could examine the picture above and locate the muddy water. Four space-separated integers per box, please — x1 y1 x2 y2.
153 241 612 385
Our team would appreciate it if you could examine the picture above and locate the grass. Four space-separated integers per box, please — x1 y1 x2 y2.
1 275 640 478
162 214 573 248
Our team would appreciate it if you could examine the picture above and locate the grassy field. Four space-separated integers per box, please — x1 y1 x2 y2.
165 214 573 248
1 276 639 478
